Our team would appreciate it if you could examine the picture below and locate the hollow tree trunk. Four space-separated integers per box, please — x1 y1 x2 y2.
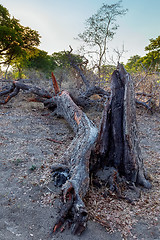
93 63 151 189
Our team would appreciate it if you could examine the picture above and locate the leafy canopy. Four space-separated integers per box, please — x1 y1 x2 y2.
125 36 160 73
25 49 57 75
11 48 58 79
0 4 40 65
52 51 85 69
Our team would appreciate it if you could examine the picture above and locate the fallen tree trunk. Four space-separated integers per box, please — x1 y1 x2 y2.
48 72 98 234
0 80 52 104
51 90 98 235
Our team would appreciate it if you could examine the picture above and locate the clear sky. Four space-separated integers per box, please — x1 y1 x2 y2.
1 0 160 63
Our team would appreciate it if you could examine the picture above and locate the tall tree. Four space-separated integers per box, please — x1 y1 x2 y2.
78 1 127 76
0 4 40 65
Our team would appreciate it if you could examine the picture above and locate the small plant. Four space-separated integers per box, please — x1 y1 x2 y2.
29 165 36 171
13 158 22 166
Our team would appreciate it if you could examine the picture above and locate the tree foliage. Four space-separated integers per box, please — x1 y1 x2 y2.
11 49 58 79
145 35 160 52
0 4 40 65
25 49 57 77
125 55 142 73
126 36 160 73
52 51 85 69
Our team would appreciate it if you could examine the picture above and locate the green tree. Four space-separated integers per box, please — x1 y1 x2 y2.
142 35 160 71
11 49 58 79
125 55 142 73
52 51 85 69
0 4 40 65
78 1 127 76
125 36 160 73
26 49 57 76
145 36 160 52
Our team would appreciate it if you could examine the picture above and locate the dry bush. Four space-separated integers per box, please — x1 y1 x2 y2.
132 72 160 109
53 67 92 97
23 69 51 89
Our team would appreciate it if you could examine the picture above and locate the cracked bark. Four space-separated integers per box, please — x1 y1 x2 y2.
92 63 151 189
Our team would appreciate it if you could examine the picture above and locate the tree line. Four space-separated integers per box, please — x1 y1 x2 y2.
0 2 159 82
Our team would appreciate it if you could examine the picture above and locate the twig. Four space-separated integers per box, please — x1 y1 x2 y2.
46 138 63 144
45 186 55 193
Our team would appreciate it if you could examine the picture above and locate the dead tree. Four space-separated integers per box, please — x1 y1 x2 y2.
65 47 110 107
92 64 151 188
50 64 151 235
0 64 151 235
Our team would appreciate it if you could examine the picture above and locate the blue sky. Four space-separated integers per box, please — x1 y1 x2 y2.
1 0 160 63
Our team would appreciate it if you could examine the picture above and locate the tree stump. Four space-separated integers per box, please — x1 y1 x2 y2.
93 63 151 189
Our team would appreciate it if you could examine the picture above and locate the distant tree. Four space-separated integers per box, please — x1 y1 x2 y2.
52 51 85 69
141 35 160 71
25 49 57 77
11 49 57 79
125 55 142 73
100 64 116 83
126 36 160 73
78 1 127 76
0 4 40 65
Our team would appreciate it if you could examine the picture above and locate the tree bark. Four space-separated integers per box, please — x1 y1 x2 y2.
50 89 98 235
0 80 52 104
92 63 151 189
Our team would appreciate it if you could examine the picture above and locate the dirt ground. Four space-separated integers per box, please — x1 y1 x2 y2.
0 92 160 240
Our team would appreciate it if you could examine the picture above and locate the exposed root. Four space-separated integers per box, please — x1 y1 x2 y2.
52 180 88 236
93 167 141 203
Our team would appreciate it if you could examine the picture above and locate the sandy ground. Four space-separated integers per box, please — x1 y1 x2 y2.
0 93 160 240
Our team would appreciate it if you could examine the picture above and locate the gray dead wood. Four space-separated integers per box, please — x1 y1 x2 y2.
51 90 98 235
93 63 151 190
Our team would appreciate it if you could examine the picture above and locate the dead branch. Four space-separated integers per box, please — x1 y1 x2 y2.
65 49 90 90
0 80 52 104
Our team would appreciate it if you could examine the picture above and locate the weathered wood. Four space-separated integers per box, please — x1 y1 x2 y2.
93 63 151 189
0 82 20 104
51 72 60 94
0 80 52 104
51 90 98 235
49 73 98 234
